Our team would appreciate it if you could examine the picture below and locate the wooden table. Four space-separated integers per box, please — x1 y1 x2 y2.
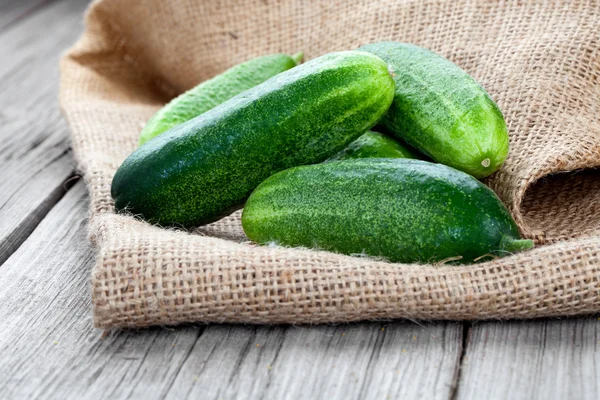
1 0 598 398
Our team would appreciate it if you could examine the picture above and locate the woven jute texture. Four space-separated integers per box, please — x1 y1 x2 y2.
60 0 600 329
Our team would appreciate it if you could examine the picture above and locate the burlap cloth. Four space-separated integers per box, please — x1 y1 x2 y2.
59 0 600 329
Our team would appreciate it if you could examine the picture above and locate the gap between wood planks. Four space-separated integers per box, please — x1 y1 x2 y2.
450 322 472 400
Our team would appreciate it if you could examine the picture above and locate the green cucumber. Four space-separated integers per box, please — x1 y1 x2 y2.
328 130 420 161
359 42 509 178
138 52 303 146
112 51 395 227
242 158 533 264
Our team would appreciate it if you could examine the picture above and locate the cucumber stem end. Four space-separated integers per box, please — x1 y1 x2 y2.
291 51 304 65
500 236 534 253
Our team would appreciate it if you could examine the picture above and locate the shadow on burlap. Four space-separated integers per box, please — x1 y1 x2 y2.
59 0 600 328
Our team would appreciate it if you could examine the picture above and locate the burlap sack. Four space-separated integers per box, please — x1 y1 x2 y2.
60 0 600 329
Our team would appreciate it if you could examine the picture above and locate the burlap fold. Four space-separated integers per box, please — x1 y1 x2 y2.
60 0 600 328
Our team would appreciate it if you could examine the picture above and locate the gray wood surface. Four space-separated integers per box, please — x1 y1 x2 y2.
0 0 89 265
0 0 51 32
0 183 95 399
456 319 600 400
166 322 463 400
1 0 599 399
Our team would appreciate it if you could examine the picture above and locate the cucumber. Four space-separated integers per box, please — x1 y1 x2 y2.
328 130 420 161
112 51 395 227
359 42 509 178
242 158 533 264
138 52 303 146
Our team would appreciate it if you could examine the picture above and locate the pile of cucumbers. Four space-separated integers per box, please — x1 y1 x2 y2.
111 41 533 265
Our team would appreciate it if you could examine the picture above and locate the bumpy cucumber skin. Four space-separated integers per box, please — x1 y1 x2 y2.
138 53 300 146
328 130 420 161
359 42 509 179
242 159 532 264
112 51 395 228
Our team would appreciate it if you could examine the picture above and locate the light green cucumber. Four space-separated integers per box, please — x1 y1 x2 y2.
138 52 303 146
359 42 509 178
242 158 533 264
112 51 395 227
328 130 421 161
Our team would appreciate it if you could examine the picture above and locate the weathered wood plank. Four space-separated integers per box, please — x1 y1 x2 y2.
165 322 464 400
0 0 53 32
0 183 186 399
0 0 90 265
0 182 94 398
456 319 600 400
0 182 204 399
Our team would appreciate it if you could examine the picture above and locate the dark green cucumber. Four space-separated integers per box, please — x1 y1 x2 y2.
359 42 509 178
138 52 303 146
112 51 395 227
328 130 420 161
242 159 533 264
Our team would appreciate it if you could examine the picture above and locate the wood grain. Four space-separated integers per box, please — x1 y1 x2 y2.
0 183 200 399
166 322 464 400
0 0 89 265
0 0 53 32
0 182 95 399
456 319 600 400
